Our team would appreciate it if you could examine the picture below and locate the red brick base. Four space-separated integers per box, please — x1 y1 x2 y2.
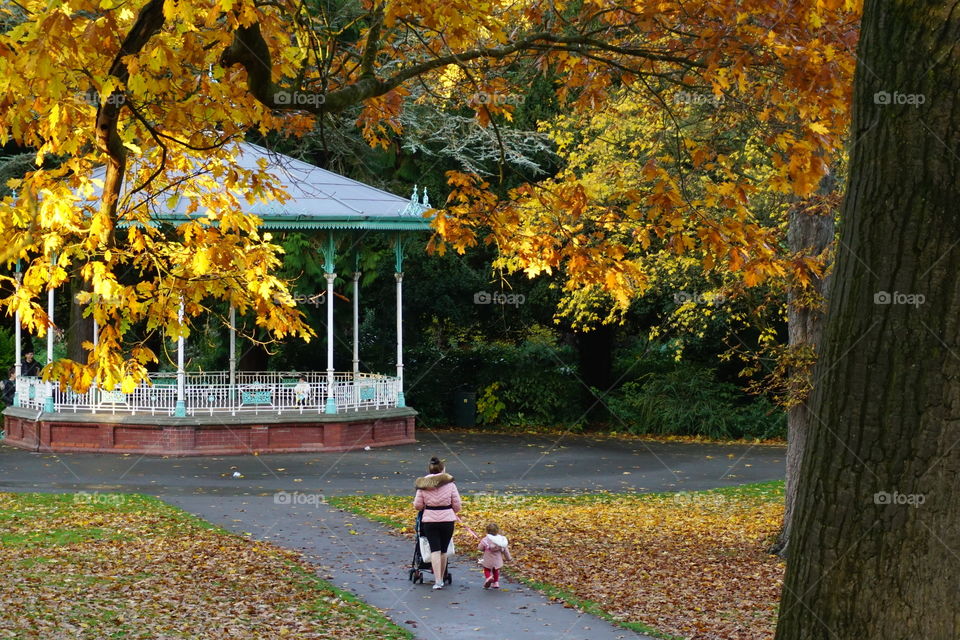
1 408 416 456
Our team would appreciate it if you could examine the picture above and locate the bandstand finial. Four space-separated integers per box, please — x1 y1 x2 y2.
421 187 430 207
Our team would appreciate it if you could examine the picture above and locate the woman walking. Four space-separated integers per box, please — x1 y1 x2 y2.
414 456 461 589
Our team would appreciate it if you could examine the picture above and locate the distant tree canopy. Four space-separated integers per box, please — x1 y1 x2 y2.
0 0 858 390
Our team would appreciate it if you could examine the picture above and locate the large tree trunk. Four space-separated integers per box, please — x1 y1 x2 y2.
775 1 960 638
578 324 613 420
577 324 613 391
67 276 94 364
773 196 835 559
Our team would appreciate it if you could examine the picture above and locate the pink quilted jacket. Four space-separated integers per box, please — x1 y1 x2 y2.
478 534 511 569
413 473 461 522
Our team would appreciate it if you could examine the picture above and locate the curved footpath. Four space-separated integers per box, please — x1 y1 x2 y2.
0 430 785 640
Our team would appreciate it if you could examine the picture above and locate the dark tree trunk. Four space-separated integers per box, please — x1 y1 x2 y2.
773 198 835 559
237 340 269 371
576 325 614 422
236 319 270 371
67 276 94 364
775 1 960 638
577 324 613 389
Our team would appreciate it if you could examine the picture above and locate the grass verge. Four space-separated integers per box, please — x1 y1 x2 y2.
422 425 786 446
0 492 411 640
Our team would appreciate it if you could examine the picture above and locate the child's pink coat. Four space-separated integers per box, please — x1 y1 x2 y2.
477 534 511 569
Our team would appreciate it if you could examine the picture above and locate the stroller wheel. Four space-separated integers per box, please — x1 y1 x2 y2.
445 572 452 585
408 569 415 582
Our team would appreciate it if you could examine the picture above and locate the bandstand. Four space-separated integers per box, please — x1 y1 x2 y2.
2 143 430 455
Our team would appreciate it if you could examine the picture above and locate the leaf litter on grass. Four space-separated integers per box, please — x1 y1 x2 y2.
331 482 785 640
0 492 410 640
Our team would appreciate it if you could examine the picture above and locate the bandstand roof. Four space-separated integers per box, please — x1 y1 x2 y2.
90 142 433 231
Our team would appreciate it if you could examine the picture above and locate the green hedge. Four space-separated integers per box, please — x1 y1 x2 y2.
471 336 583 428
605 364 785 440
405 329 583 428
0 326 13 373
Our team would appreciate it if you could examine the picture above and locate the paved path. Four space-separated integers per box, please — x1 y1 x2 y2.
168 495 640 640
0 430 785 639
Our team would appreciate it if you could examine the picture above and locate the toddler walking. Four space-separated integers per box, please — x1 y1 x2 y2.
477 522 511 589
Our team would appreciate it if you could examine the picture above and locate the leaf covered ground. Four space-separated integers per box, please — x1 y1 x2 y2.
0 492 410 640
330 482 785 640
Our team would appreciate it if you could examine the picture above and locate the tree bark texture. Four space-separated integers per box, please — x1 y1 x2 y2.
66 276 94 364
776 201 835 559
775 1 960 638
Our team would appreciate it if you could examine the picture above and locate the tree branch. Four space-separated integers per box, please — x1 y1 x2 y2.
220 27 708 115
359 5 383 78
93 0 165 245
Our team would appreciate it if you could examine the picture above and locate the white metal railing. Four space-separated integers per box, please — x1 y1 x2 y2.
13 371 402 417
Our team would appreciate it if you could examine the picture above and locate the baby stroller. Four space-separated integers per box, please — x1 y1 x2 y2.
408 510 452 585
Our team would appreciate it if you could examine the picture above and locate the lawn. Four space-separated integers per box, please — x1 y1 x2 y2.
0 492 411 640
329 482 786 640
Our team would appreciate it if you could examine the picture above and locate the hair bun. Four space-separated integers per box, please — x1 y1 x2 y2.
430 456 440 464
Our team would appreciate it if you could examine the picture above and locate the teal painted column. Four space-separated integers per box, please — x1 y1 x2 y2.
228 304 236 409
394 233 405 408
175 300 186 417
352 258 361 377
46 256 55 366
321 233 337 415
40 253 57 412
12 260 21 407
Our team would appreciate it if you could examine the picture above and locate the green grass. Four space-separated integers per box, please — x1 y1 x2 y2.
708 480 784 499
331 504 409 529
329 480 785 515
0 526 122 546
514 576 686 640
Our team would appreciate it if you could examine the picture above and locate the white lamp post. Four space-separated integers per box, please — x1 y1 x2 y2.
175 300 186 417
